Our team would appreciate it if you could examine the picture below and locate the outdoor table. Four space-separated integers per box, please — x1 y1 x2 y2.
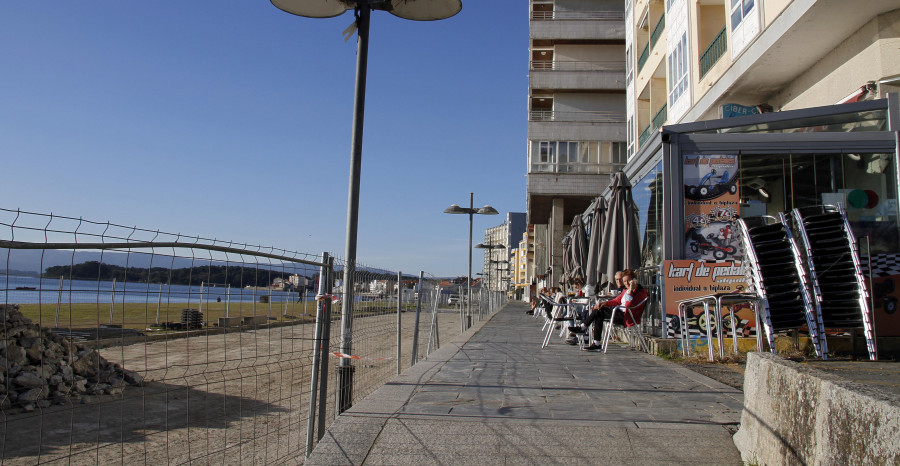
676 293 760 361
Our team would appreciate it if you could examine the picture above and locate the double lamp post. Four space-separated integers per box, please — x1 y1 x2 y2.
444 193 498 329
270 0 462 415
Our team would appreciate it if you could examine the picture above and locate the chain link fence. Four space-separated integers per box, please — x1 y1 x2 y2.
0 208 487 464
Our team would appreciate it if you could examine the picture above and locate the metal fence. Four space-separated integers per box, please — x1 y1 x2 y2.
0 208 482 464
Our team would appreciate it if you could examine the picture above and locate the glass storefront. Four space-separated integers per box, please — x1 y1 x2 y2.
616 95 900 338
632 161 664 268
738 152 899 254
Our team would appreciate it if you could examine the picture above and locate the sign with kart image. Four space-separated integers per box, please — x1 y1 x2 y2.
663 259 755 339
683 154 742 261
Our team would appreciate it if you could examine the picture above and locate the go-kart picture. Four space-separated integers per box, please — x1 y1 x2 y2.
687 227 737 260
684 169 738 200
670 300 755 339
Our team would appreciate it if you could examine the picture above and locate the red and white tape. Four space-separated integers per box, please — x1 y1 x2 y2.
330 352 393 361
315 294 341 303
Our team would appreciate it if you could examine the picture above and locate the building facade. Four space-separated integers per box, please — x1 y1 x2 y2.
481 213 526 293
527 0 629 286
606 0 900 340
626 0 900 155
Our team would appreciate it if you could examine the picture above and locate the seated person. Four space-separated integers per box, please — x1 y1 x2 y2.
569 269 648 351
545 287 567 320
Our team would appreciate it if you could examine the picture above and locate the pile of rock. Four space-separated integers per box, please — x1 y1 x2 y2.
0 304 143 411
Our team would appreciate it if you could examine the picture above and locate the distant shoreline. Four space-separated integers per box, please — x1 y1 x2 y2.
1 270 42 278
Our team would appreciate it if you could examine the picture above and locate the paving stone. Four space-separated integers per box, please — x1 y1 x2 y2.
307 303 743 464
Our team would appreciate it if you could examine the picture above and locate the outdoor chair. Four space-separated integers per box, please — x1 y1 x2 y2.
600 297 649 353
540 295 569 348
539 295 591 348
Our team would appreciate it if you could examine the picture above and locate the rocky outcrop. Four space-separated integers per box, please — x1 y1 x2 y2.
0 304 143 412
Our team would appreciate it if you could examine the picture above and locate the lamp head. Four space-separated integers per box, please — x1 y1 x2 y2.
477 205 499 215
443 204 468 214
271 0 461 20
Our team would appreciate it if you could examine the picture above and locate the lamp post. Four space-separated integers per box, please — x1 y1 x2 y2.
444 193 498 329
271 0 462 415
475 241 506 315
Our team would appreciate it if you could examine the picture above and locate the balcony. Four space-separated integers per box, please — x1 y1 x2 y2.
699 27 728 79
638 123 652 146
530 110 626 123
531 61 624 71
530 10 625 41
531 10 624 21
652 104 667 130
637 104 668 148
530 61 626 91
650 14 666 49
637 44 649 74
529 111 626 141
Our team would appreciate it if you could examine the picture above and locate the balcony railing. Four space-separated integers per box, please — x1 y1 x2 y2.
637 44 649 73
529 110 627 123
529 161 627 174
699 26 727 79
652 104 667 130
638 123 652 146
531 10 625 21
530 60 625 71
650 14 666 49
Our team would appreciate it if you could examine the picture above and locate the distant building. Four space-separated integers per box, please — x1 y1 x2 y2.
526 0 627 286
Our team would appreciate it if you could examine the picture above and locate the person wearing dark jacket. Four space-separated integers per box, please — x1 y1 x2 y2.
569 269 648 351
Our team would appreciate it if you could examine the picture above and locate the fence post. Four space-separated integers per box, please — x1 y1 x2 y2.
55 276 63 327
317 256 334 437
306 252 330 457
109 278 116 324
396 270 402 375
411 271 424 366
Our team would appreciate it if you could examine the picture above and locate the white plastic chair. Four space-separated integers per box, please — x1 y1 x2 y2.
600 297 649 353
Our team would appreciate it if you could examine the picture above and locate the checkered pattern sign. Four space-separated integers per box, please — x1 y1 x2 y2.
863 253 900 278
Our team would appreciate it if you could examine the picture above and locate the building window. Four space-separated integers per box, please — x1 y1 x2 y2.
633 162 664 268
625 45 633 84
668 33 688 106
531 140 621 173
627 117 635 157
612 143 627 165
730 0 754 31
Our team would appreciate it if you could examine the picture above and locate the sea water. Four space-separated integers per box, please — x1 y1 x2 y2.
0 274 309 306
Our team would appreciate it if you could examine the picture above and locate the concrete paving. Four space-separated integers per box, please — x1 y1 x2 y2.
307 302 744 465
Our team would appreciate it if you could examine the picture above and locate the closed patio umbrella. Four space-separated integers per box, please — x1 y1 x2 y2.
584 197 607 295
560 234 572 286
597 171 641 292
568 215 587 286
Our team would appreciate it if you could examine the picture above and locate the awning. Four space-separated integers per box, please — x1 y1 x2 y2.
836 82 876 104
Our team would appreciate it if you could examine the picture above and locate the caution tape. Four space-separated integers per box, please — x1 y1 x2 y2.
330 352 393 361
315 294 341 303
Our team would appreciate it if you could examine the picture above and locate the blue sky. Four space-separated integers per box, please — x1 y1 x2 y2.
0 1 527 277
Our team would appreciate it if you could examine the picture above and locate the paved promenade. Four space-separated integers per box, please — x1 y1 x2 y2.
307 302 744 465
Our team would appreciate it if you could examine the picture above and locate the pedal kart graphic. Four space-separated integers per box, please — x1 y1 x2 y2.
668 304 755 339
687 227 738 260
684 169 738 201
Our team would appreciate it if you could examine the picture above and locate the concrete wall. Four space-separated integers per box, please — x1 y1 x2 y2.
733 352 900 465
775 9 900 110
557 44 624 62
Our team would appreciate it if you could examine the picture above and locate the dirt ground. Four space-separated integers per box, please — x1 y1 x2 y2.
0 309 463 465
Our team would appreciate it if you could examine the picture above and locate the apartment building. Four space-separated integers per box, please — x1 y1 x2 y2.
605 0 900 337
627 0 900 154
480 213 526 293
527 0 629 286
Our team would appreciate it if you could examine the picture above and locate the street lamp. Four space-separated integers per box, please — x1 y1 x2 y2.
444 193 498 329
475 241 505 297
271 0 462 415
